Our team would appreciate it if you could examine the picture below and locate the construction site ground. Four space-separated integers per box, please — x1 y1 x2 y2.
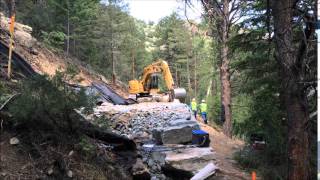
197 120 250 180
0 16 253 180
0 117 251 180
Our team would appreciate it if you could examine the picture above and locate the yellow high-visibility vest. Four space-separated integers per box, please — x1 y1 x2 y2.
200 103 207 113
191 101 197 111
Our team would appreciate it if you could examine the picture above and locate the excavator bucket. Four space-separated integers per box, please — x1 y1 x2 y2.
172 88 187 102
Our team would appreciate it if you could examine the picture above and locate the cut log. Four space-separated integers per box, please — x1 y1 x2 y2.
190 163 218 180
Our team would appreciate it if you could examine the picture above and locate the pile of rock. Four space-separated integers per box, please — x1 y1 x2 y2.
140 144 216 179
91 102 218 179
93 102 200 144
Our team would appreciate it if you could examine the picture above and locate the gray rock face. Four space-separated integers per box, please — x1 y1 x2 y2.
94 102 200 145
164 147 216 174
162 124 199 144
168 119 198 126
153 120 200 144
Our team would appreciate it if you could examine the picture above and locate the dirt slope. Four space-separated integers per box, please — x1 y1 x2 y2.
0 132 132 179
0 13 128 97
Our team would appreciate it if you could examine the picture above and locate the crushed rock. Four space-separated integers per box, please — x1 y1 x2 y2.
93 102 197 139
90 102 207 179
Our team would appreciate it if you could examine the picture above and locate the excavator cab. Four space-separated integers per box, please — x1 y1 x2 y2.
128 59 186 102
145 73 160 92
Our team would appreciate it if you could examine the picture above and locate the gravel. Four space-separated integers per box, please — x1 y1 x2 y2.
93 102 195 139
92 102 200 179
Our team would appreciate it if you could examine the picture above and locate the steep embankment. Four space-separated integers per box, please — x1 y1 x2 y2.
0 13 128 97
0 14 134 179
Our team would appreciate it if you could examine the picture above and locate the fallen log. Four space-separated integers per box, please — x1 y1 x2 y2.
0 93 20 112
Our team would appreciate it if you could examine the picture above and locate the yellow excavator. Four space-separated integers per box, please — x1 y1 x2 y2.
128 59 186 102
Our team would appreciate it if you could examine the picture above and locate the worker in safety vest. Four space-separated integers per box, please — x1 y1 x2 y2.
199 99 208 124
190 98 197 118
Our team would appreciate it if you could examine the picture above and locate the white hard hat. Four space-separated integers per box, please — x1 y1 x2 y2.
202 99 205 102
192 98 196 101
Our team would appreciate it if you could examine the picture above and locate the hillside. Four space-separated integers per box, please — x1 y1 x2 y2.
0 0 316 178
0 13 128 98
0 16 254 179
0 14 135 179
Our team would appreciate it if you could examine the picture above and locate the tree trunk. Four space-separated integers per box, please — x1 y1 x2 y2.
66 6 70 56
111 38 116 85
206 80 212 98
271 0 310 179
194 53 197 97
5 0 15 16
72 35 76 55
112 51 116 84
175 63 179 86
131 48 135 79
187 56 191 99
221 43 232 137
110 13 116 85
221 0 232 138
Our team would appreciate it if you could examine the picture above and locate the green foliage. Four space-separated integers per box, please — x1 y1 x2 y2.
207 94 221 124
9 1 315 178
0 94 11 105
0 81 8 95
234 148 287 179
15 0 152 83
8 72 93 133
153 14 218 106
228 2 288 178
78 136 96 157
41 31 66 49
92 115 110 130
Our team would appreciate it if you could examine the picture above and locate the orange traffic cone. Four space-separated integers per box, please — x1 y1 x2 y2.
252 171 256 180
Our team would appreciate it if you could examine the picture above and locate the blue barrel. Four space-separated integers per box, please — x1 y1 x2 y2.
192 129 210 147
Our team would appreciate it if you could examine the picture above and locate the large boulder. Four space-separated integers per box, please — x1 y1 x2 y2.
163 147 216 174
152 119 200 144
0 13 36 48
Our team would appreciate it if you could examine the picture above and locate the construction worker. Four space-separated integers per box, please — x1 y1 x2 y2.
190 98 197 118
200 99 208 124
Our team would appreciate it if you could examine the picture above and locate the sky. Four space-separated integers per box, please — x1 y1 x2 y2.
124 0 203 23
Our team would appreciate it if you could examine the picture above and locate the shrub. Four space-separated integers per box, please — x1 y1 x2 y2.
234 147 287 179
8 72 94 134
78 136 96 158
207 94 221 124
41 30 66 49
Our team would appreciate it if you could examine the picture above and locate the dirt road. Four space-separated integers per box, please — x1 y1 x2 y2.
197 120 251 180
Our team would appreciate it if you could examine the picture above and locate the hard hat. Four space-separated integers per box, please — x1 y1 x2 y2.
202 99 205 102
192 98 196 101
